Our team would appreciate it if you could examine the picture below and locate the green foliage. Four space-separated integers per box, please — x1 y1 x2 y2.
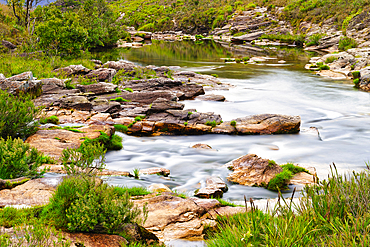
281 163 308 174
325 56 338 64
353 78 360 86
268 160 276 167
306 33 324 46
65 80 76 89
113 186 151 197
216 198 238 207
40 115 60 125
114 124 128 133
61 141 106 176
260 33 305 46
211 74 219 78
338 37 358 51
205 120 218 127
35 0 124 55
319 64 330 70
44 175 145 233
83 131 123 150
124 87 134 92
110 97 129 102
0 90 42 139
132 168 140 179
267 162 308 191
0 137 47 179
230 120 236 127
352 71 360 79
0 207 71 247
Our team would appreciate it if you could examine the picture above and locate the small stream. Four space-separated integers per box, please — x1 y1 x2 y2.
91 40 370 246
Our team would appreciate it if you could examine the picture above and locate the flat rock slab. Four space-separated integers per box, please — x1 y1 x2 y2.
225 154 283 186
134 195 207 241
26 125 114 159
0 178 60 207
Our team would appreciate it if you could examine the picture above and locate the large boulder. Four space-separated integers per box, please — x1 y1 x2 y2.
54 64 91 76
85 68 117 83
0 71 42 96
0 177 61 207
134 195 208 241
102 60 136 72
234 114 301 134
358 73 370 91
225 154 283 186
59 95 93 111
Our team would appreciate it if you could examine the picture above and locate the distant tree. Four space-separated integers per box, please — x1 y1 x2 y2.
7 0 42 28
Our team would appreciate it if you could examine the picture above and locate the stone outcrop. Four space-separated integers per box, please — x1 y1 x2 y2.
225 154 283 186
2 40 17 49
133 194 229 241
0 71 42 96
26 125 114 159
77 82 118 95
0 177 61 207
54 64 91 76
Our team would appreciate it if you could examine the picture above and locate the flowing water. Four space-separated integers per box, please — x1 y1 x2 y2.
97 41 370 204
95 41 370 246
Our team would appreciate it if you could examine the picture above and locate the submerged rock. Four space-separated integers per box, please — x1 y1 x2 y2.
191 143 213 149
225 154 283 186
195 187 223 199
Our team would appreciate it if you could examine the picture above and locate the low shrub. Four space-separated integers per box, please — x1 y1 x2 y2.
124 87 133 92
306 33 324 46
325 56 338 64
319 64 330 70
352 71 360 79
61 141 106 176
40 115 60 125
230 120 236 127
338 37 358 51
113 186 151 197
281 162 308 174
205 120 218 127
114 124 128 133
0 90 42 139
44 175 145 233
353 78 360 86
0 137 47 179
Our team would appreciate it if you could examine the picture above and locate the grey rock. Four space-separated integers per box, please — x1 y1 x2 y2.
77 82 117 95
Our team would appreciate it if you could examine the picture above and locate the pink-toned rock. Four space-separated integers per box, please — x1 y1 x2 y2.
26 125 114 159
140 167 170 176
225 154 283 186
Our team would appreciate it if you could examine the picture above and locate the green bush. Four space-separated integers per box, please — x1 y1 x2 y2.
0 137 47 179
124 87 133 92
353 78 360 86
205 120 218 127
325 56 338 64
61 141 106 176
306 33 324 46
114 124 128 133
230 120 236 127
40 115 60 125
338 37 358 51
0 90 42 139
113 186 151 197
44 175 145 233
352 71 360 79
319 64 330 70
281 162 308 174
